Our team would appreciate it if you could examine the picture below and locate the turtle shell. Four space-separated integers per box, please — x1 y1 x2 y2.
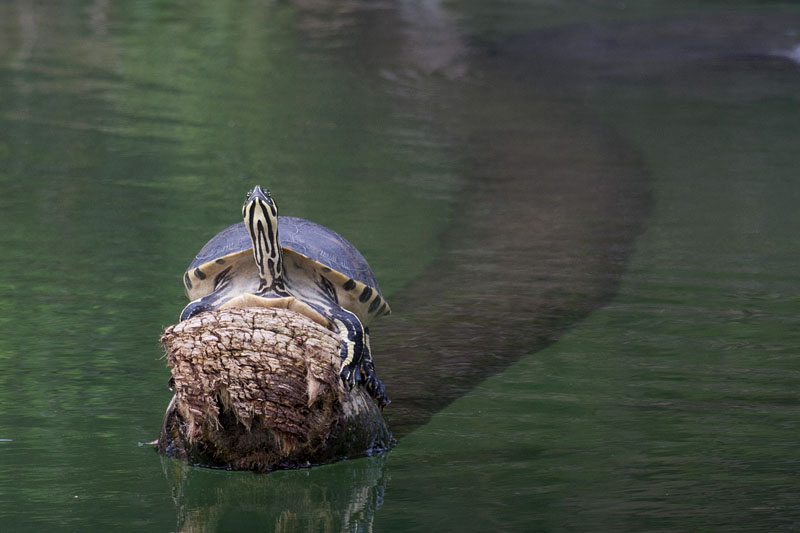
183 216 390 325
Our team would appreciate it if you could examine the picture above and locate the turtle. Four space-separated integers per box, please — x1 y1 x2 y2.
180 186 391 406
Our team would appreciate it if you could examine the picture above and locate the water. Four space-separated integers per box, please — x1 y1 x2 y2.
2 1 800 531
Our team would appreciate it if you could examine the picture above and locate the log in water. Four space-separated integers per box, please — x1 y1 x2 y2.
156 307 392 471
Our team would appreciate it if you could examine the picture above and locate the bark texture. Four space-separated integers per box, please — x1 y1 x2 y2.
156 307 392 471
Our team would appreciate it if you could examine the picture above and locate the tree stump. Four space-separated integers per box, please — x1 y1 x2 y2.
156 307 393 471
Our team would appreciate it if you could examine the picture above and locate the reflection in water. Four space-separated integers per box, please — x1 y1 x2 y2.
378 80 650 436
779 43 800 64
489 13 800 90
162 454 389 532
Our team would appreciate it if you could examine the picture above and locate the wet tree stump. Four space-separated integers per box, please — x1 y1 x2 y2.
156 307 392 471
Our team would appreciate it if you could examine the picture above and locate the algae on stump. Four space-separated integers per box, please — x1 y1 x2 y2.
157 307 392 471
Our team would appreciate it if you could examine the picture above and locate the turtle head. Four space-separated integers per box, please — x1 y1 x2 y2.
242 185 284 290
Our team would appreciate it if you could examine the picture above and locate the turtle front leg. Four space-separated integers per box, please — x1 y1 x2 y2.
331 311 365 389
180 291 225 321
331 311 389 407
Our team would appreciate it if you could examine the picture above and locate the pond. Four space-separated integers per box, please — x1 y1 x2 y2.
1 1 799 530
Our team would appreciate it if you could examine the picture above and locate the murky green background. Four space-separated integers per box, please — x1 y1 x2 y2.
2 1 799 531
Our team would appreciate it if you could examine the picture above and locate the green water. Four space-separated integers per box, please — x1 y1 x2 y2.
2 1 800 531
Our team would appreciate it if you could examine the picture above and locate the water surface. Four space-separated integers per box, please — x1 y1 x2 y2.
1 1 799 531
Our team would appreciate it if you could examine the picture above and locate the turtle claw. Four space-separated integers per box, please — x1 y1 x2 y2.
360 358 390 409
339 367 357 390
366 375 390 409
340 361 389 407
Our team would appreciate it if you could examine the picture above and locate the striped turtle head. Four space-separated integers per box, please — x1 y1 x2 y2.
243 185 284 291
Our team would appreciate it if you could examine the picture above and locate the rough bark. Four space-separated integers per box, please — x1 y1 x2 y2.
156 307 392 471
